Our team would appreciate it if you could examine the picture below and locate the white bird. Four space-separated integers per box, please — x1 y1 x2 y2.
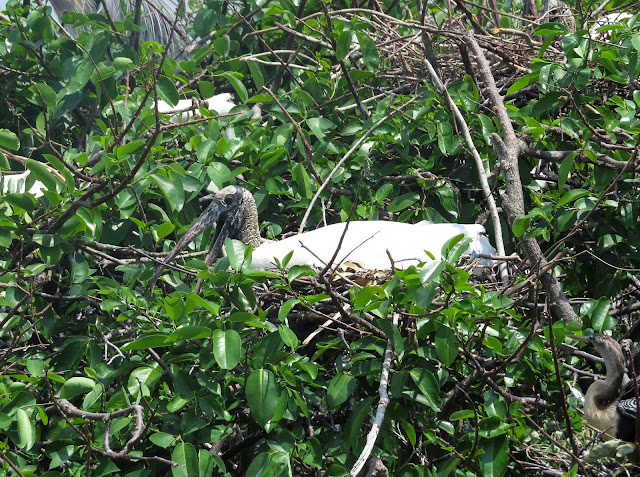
156 93 236 123
1 171 45 197
149 185 496 291
588 12 634 42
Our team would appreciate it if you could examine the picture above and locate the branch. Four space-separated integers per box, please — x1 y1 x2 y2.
463 32 578 323
350 312 398 476
422 57 508 285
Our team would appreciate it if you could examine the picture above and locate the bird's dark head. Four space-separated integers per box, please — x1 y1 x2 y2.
570 333 624 363
149 185 259 291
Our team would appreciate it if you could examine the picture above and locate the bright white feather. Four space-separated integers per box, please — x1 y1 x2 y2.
156 93 235 123
251 221 495 272
1 171 45 197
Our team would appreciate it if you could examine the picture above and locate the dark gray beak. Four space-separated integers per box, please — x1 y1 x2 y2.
149 186 242 292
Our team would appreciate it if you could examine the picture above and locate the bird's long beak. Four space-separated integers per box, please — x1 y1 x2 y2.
567 334 590 343
149 198 231 291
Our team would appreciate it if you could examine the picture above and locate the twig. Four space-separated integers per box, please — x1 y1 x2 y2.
422 57 507 285
299 98 415 233
350 312 398 476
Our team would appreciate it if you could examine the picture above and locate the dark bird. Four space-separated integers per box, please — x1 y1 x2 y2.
149 185 496 292
539 0 576 33
571 333 637 441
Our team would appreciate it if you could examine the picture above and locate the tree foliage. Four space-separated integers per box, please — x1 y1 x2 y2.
1 0 640 475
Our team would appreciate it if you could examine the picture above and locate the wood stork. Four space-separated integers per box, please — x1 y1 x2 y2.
1 171 45 197
588 12 634 41
570 334 636 441
156 93 236 122
538 0 576 33
149 185 496 291
49 0 191 58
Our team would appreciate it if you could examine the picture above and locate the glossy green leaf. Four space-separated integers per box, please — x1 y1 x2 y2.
0 129 19 150
25 159 60 192
336 31 353 61
16 408 35 450
152 173 185 212
558 189 590 208
212 329 242 369
512 215 531 237
435 326 458 366
327 373 356 409
410 368 441 411
278 325 299 349
60 377 96 399
157 75 179 107
246 369 281 429
171 443 199 477
478 436 508 477
356 32 380 70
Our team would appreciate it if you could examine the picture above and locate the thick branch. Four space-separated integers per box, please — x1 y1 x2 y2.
464 32 578 323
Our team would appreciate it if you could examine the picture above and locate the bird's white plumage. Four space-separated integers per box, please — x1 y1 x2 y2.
156 93 235 123
1 171 45 197
250 221 495 272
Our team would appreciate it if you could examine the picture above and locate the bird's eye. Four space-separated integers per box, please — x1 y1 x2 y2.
588 334 595 342
224 196 234 206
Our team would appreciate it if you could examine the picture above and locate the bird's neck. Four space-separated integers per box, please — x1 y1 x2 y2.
594 349 626 408
237 195 261 249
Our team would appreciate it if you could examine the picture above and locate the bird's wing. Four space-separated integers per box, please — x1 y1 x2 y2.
617 398 638 421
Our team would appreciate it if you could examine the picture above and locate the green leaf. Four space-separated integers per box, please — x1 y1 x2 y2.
557 189 590 208
171 443 199 477
212 329 242 369
246 369 281 429
246 451 289 477
512 215 531 237
278 325 299 349
478 436 508 477
344 396 376 448
25 159 61 192
33 83 57 108
532 91 564 117
387 192 419 212
152 173 185 212
197 139 216 163
213 35 230 57
435 326 458 366
443 236 472 263
26 359 45 377
0 129 19 150
247 61 264 90
336 31 353 61
150 432 177 448
16 408 35 451
113 57 134 70
121 332 171 350
157 75 179 107
356 32 380 70
166 326 213 342
506 72 539 96
327 373 356 409
287 264 315 282
291 163 313 199
278 298 300 322
60 377 96 399
410 368 441 411
449 409 475 420
558 153 576 189
219 72 248 103
418 260 445 284
584 298 613 332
